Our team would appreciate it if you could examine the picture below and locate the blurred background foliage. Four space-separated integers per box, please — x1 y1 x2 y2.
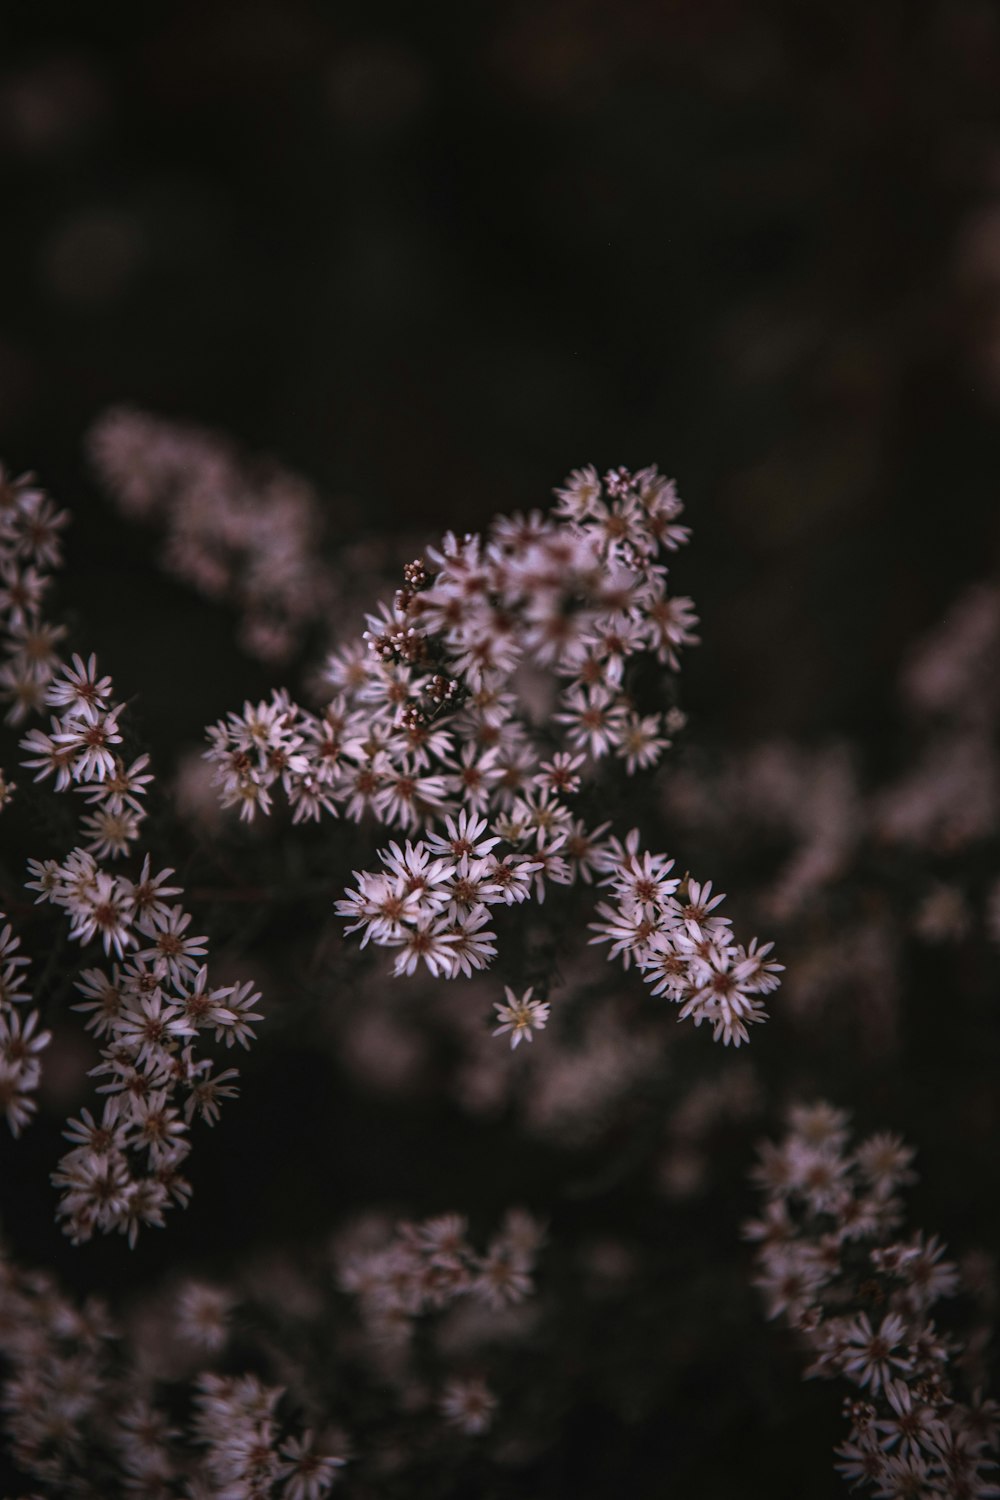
1 2 1000 1496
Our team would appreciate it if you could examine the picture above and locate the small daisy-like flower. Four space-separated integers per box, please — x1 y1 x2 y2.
80 804 144 859
175 1279 236 1354
0 559 49 628
76 752 154 815
553 463 603 520
275 1430 347 1500
854 1131 918 1195
137 905 208 988
553 682 627 759
439 1376 497 1436
388 915 457 978
183 1064 241 1124
67 869 136 957
445 904 497 976
611 710 672 773
19 719 78 789
45 651 113 720
0 1006 51 1070
114 991 196 1068
492 985 550 1048
426 808 500 861
534 750 585 797
53 702 125 783
841 1311 913 1393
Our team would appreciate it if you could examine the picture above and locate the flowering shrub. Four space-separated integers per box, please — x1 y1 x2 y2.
0 424 996 1498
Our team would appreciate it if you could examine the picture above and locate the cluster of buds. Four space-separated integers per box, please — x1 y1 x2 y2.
363 622 428 666
394 554 430 613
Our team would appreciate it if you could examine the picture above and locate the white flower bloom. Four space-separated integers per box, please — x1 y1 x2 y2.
388 916 458 978
492 986 550 1048
45 651 113 720
67 870 136 957
439 1376 497 1436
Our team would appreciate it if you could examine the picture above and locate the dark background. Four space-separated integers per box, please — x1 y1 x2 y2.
1 3 1000 1497
2 0 1000 747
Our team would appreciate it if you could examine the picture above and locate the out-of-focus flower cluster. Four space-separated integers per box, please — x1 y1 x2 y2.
334 1208 545 1443
0 464 69 725
337 1206 543 1348
88 406 335 663
0 916 50 1137
0 469 262 1243
660 573 1000 1052
0 1205 544 1494
0 1243 347 1497
745 1106 999 1497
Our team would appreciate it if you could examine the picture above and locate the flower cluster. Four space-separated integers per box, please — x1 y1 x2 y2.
0 917 50 1136
20 651 151 860
337 1207 544 1352
0 1247 347 1498
0 1198 546 1495
334 812 543 981
206 463 694 824
29 846 259 1243
88 406 334 662
0 462 69 724
194 1376 346 1499
205 465 776 1042
588 831 782 1046
745 1105 999 1496
1 473 262 1242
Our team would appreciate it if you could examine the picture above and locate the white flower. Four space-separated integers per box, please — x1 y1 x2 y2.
553 463 603 520
210 979 263 1048
80 805 144 859
52 703 125 782
75 752 154 815
439 1376 497 1435
605 848 679 911
426 809 500 860
113 991 197 1068
175 1279 236 1353
482 853 542 905
611 710 672 773
45 651 113 720
444 905 497 977
388 916 458 978
67 870 136 957
19 720 77 789
0 1007 51 1071
841 1312 914 1393
554 683 628 759
492 985 550 1048
136 905 208 987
